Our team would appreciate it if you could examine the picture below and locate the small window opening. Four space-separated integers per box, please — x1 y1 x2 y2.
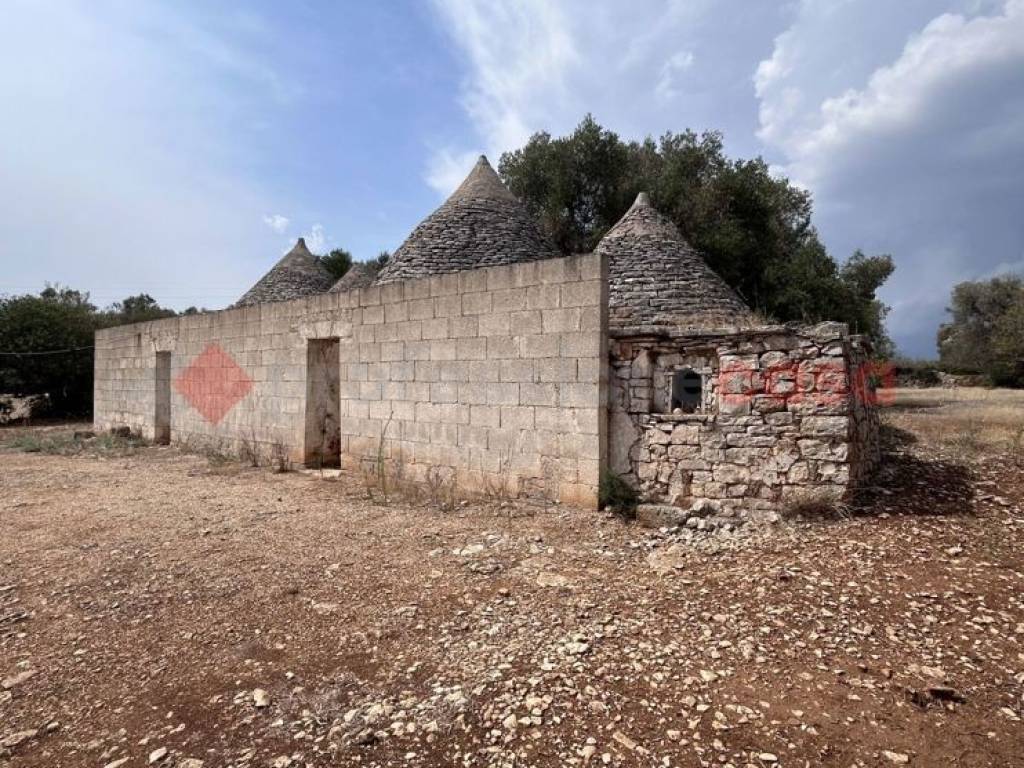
671 368 702 413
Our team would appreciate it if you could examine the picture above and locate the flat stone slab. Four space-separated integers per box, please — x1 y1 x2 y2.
636 504 688 529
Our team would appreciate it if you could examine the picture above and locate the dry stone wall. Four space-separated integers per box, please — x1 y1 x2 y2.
608 323 880 522
95 253 607 507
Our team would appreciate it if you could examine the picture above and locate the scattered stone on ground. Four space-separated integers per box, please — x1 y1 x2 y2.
1 394 1023 767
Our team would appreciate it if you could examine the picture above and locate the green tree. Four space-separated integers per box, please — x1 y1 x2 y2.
320 248 353 280
0 286 101 414
364 250 390 273
107 293 176 324
499 116 894 350
939 274 1024 385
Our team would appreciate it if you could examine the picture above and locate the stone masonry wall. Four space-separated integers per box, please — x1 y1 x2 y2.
95 253 608 507
608 322 879 522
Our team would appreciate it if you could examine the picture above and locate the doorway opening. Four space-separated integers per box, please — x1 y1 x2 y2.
155 351 171 445
305 338 341 468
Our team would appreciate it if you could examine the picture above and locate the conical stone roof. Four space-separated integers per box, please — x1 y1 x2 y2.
375 156 557 284
329 262 376 293
596 193 754 332
236 238 335 307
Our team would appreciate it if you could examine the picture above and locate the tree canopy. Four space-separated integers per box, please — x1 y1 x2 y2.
499 115 895 353
938 274 1024 386
0 287 180 416
320 248 353 280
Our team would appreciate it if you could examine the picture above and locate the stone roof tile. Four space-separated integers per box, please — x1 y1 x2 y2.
596 192 755 332
235 238 335 307
375 156 557 284
328 263 376 293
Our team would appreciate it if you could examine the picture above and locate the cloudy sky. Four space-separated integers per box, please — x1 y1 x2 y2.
2 0 1022 356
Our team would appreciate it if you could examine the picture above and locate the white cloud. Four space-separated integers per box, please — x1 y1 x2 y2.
655 51 695 103
754 0 1024 355
425 147 483 196
263 214 290 234
424 0 757 195
306 224 328 254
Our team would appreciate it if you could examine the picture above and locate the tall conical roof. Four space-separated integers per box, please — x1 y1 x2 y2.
375 156 557 284
236 238 335 307
596 193 754 332
329 262 376 293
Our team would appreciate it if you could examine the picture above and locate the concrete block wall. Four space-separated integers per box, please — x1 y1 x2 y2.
94 253 608 507
333 254 607 507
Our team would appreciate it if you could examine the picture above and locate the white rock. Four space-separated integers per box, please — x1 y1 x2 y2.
882 751 910 764
253 688 271 708
148 746 168 764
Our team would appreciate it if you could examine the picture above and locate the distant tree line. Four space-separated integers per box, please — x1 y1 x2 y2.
0 287 190 416
939 274 1024 387
499 116 895 354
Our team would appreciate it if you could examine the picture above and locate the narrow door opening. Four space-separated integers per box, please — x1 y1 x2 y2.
155 352 171 445
305 338 341 468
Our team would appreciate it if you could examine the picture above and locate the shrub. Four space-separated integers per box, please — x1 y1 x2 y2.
599 470 638 517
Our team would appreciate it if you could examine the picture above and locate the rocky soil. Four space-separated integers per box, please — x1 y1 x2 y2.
1 395 1023 767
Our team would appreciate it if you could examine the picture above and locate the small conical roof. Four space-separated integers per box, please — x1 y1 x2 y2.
597 193 754 332
236 238 335 307
375 156 557 284
329 262 376 293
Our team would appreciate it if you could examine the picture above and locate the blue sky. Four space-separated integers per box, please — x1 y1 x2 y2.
2 0 1023 357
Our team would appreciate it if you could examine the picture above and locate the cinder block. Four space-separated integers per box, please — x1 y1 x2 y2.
414 361 439 383
500 405 535 430
421 317 449 340
450 315 478 338
470 404 500 427
479 312 511 337
407 297 434 320
430 382 459 404
542 308 582 334
520 334 560 359
492 287 528 313
560 332 600 358
459 268 489 295
456 337 488 360
536 358 577 383
361 304 384 325
429 340 458 361
380 341 405 362
405 340 431 360
509 310 542 336
433 294 462 319
458 424 489 450
396 321 423 342
429 273 460 297
500 359 535 382
459 383 488 405
486 382 520 406
359 381 382 401
560 383 598 408
461 291 492 316
520 382 558 407
390 361 415 382
526 284 560 310
539 256 581 284
486 336 520 360
439 361 469 382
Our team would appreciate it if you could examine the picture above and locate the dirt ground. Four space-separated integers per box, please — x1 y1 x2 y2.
2 388 1023 768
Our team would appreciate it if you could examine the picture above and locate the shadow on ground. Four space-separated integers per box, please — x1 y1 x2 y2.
852 425 975 518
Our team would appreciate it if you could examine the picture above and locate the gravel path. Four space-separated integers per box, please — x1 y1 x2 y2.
1 404 1022 767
